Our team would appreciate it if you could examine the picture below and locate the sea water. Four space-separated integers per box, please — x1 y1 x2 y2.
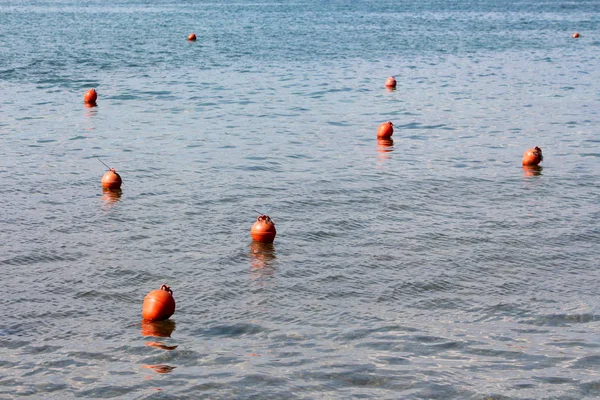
1 0 599 398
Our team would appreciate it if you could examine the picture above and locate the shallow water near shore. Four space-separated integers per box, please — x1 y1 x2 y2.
1 0 600 399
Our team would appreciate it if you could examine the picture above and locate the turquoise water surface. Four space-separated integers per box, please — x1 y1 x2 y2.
1 1 599 399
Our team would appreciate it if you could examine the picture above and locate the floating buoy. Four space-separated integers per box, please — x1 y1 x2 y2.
101 168 122 190
385 76 397 89
572 32 580 38
188 33 197 41
84 88 97 105
250 215 277 243
522 146 543 166
142 284 176 322
376 121 394 139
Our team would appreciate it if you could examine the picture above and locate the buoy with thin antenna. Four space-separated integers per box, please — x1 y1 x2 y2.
84 88 97 107
522 146 543 166
188 33 197 41
251 214 277 243
142 284 176 322
385 76 397 89
377 121 394 139
98 158 123 189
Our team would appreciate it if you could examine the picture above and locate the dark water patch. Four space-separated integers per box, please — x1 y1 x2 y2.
570 355 600 369
20 344 62 355
304 230 340 242
519 313 598 327
193 323 266 338
0 252 82 266
181 381 229 393
579 380 600 397
377 356 410 366
546 340 597 349
75 385 139 398
107 94 140 100
533 376 579 385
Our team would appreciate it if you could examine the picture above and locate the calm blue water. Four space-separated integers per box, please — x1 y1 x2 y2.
1 1 599 399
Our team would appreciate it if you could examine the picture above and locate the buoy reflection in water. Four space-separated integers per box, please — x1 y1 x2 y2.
377 138 394 163
142 320 177 350
523 165 543 177
102 188 122 207
142 364 176 374
141 319 176 338
248 241 276 278
377 138 394 153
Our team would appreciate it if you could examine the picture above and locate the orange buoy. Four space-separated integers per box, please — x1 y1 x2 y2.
385 76 397 89
250 215 277 243
572 32 580 38
101 168 122 190
142 284 176 322
522 146 543 166
376 121 394 139
188 33 197 41
84 88 97 105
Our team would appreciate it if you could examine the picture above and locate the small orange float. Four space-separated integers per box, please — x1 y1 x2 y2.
188 33 197 41
385 76 397 89
376 121 394 139
572 32 580 38
101 168 122 190
142 284 176 322
84 88 97 105
522 146 543 166
250 215 277 243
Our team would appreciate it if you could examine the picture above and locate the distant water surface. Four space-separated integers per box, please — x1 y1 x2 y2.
1 0 599 399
